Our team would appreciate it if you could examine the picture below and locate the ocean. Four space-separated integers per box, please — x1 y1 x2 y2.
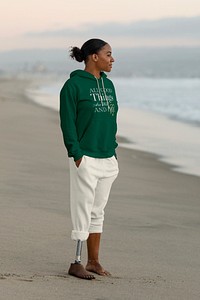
27 76 200 177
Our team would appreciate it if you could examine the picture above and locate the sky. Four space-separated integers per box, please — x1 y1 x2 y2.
1 0 200 51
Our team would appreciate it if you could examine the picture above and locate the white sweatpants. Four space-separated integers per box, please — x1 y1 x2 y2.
69 155 119 241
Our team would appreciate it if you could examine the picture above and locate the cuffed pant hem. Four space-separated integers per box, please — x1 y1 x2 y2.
71 230 89 241
89 225 103 234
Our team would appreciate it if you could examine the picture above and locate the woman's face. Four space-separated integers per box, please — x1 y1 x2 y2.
95 44 114 72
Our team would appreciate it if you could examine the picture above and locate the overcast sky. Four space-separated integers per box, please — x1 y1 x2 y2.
1 0 200 51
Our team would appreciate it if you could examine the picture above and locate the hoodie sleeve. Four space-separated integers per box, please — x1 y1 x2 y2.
59 81 83 161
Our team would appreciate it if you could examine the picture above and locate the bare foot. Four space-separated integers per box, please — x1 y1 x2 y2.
86 261 111 276
68 263 95 280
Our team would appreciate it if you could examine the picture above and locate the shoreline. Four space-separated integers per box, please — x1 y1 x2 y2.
25 76 200 178
1 77 200 299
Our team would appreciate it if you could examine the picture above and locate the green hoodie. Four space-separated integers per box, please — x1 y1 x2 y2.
60 70 118 161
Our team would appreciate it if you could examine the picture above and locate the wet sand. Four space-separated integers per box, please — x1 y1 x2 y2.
1 77 200 299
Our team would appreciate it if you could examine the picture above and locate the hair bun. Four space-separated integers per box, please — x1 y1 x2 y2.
69 46 84 62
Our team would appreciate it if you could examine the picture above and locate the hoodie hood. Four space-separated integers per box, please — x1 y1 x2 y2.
70 69 107 80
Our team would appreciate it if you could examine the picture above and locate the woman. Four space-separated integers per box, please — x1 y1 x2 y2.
60 38 119 280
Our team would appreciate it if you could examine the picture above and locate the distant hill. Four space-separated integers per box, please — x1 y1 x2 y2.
0 47 200 78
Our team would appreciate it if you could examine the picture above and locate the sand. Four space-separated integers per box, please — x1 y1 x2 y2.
1 77 200 300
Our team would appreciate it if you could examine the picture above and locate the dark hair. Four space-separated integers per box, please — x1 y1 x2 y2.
69 38 107 62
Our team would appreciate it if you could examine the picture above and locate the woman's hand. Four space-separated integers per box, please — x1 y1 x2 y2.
75 157 82 168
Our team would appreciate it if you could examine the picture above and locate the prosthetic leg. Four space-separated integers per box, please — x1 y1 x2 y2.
75 239 82 264
68 239 95 279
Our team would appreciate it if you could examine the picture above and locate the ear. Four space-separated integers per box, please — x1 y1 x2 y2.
92 54 98 62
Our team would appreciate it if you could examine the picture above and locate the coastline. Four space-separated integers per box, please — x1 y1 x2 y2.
1 77 200 299
26 78 200 178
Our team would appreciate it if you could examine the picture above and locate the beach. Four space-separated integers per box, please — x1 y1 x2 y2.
1 77 200 299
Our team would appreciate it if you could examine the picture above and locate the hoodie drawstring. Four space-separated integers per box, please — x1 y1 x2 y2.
95 77 110 111
101 78 110 110
96 78 103 107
